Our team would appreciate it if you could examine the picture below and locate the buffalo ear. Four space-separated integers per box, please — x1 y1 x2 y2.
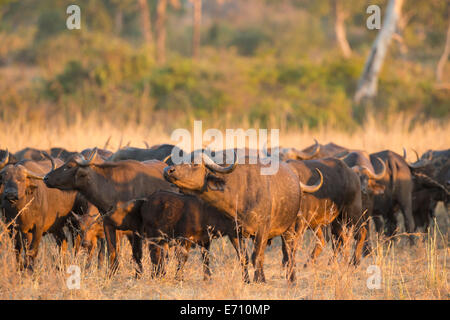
206 173 225 191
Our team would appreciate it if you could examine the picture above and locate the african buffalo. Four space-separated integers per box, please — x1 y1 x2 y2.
409 148 449 205
108 144 182 165
302 142 350 159
72 206 133 267
13 147 47 161
163 151 323 283
0 152 87 269
0 149 18 164
403 149 449 232
366 150 416 242
286 158 368 265
268 139 321 161
106 191 250 281
81 148 113 160
43 148 178 276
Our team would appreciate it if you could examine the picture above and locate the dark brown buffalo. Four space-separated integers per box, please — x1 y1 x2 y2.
403 149 449 232
286 158 368 265
409 148 449 203
368 150 416 241
337 151 388 247
43 148 177 276
13 147 47 161
0 153 87 269
106 191 250 281
14 147 76 162
108 144 182 165
14 147 112 163
301 142 350 159
80 148 113 160
340 151 386 196
419 149 450 188
268 139 321 161
163 151 323 283
0 149 18 164
49 148 78 161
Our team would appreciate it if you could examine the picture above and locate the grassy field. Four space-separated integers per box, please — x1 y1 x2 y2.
0 116 448 299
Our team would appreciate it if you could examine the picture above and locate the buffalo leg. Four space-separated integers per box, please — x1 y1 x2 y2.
14 231 25 270
53 229 69 263
351 224 368 266
282 219 306 269
149 242 166 277
228 234 250 283
25 228 43 270
384 211 397 238
372 215 384 235
201 241 212 280
175 242 191 281
103 223 118 276
281 226 298 283
281 237 289 268
97 238 106 268
73 234 82 256
251 230 268 283
130 233 143 278
329 221 345 264
84 239 97 268
399 200 416 245
305 226 325 267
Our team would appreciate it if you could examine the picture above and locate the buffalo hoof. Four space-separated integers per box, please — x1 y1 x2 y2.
253 271 266 283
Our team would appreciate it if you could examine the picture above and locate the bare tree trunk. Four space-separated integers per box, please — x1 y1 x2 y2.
169 0 181 9
436 19 450 83
354 0 404 104
138 0 153 46
191 0 202 59
156 0 167 64
115 8 123 34
333 0 352 58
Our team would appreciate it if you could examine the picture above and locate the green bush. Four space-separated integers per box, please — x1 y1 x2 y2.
229 28 270 56
34 10 65 43
46 60 90 98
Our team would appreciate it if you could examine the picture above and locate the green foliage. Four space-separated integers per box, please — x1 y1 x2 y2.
34 9 65 42
46 60 90 98
0 0 448 130
229 27 270 56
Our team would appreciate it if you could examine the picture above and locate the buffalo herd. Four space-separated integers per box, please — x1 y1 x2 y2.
0 141 448 283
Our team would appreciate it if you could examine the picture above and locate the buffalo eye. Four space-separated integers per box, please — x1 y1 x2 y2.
64 164 73 171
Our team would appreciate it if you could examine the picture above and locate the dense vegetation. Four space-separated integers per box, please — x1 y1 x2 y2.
0 0 448 132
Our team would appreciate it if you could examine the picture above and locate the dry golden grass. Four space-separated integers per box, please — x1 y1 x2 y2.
0 115 448 300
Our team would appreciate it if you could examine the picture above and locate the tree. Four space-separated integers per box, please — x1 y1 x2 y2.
436 15 450 83
156 0 167 64
191 0 202 59
138 0 153 46
110 0 135 35
354 0 405 104
333 0 352 58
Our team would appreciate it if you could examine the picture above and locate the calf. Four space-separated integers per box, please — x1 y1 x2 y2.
107 191 250 282
72 205 132 267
